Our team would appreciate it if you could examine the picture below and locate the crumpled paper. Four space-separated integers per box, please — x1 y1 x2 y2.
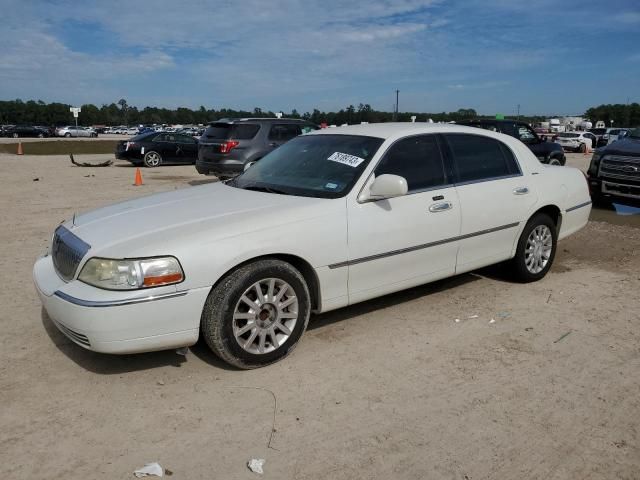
248 458 265 475
134 462 164 478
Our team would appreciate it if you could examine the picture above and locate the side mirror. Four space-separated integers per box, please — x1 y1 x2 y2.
360 174 408 202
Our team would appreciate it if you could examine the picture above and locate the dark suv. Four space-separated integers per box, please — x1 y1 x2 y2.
587 127 640 205
458 119 566 165
196 118 318 178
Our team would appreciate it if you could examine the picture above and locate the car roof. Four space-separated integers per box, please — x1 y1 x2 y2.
308 122 515 141
458 119 527 126
209 118 311 125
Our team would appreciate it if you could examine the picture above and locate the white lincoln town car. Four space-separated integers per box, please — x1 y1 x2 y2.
34 123 591 368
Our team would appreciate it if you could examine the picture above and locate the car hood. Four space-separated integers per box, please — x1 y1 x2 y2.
66 182 330 257
603 137 640 156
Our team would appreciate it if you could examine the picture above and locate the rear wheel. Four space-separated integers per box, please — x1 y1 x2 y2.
579 143 586 153
511 213 557 282
143 151 162 167
12 133 18 138
64 132 71 138
548 157 562 166
201 259 311 369
37 133 44 138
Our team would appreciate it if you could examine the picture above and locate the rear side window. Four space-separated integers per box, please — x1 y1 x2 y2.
269 124 301 141
445 134 520 183
203 123 260 140
375 135 446 192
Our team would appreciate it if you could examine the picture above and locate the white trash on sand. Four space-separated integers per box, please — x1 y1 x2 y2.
133 462 164 478
248 458 265 475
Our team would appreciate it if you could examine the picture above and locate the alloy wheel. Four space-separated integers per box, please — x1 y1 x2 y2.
232 278 299 354
525 225 553 274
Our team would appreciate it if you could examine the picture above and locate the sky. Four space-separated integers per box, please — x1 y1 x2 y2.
0 0 639 116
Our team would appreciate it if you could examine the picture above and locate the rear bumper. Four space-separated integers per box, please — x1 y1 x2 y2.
196 154 244 176
33 255 208 354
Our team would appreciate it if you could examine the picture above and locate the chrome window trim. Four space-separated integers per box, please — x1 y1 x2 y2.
328 222 520 269
54 290 188 308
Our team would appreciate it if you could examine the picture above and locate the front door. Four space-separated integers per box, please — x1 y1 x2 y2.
346 134 461 304
175 134 199 163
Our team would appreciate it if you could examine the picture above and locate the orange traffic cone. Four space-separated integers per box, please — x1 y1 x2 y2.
583 144 590 156
17 142 23 155
134 167 143 186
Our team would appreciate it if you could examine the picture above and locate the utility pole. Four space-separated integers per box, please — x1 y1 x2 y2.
393 89 399 121
517 104 520 120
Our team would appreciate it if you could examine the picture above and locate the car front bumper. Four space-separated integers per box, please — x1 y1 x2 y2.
33 255 208 354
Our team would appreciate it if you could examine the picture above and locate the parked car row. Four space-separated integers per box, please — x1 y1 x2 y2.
1 125 51 138
588 127 632 147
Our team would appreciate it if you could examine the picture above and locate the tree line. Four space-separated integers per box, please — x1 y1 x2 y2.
2 98 636 127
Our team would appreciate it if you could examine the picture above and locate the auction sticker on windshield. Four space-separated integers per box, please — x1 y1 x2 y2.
328 151 365 168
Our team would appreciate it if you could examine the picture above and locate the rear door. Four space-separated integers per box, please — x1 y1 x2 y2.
442 133 538 273
175 134 199 163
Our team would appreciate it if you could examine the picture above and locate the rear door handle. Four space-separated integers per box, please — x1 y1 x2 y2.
429 201 453 213
513 187 529 195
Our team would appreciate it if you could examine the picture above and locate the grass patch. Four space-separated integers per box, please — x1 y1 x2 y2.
0 140 119 155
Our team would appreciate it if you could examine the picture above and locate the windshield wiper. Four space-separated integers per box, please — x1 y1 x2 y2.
242 185 290 195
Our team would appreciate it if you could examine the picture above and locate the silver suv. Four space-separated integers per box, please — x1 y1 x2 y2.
196 118 317 178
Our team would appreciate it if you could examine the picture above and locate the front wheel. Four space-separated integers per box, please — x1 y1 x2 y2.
64 132 71 138
201 259 311 369
12 133 18 138
143 151 162 167
511 213 557 282
579 143 586 153
548 157 562 166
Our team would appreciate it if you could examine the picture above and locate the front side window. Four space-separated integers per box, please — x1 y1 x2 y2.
374 135 446 192
445 134 520 183
517 126 537 144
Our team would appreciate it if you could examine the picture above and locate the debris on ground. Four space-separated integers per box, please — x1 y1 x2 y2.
133 462 164 477
553 331 572 343
248 458 265 475
454 318 461 323
496 312 510 319
32 178 39 181
157 380 165 386
83 174 95 178
69 153 113 167
175 347 188 356
468 314 479 319
488 318 496 324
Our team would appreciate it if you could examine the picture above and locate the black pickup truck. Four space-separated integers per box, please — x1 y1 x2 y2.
587 127 640 205
458 119 566 165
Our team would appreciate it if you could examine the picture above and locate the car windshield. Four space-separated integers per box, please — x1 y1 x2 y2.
628 128 640 139
232 134 384 199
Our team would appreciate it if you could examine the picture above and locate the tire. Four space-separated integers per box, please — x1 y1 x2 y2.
511 213 558 283
143 151 162 167
12 133 18 138
64 132 71 138
548 157 562 166
37 133 44 138
201 259 311 369
579 143 586 153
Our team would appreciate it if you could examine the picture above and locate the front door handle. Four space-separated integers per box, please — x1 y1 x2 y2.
429 201 453 213
513 187 529 195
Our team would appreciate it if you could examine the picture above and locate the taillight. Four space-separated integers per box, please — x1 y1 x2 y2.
219 140 239 153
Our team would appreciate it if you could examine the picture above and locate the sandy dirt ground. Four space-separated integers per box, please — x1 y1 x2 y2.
1 152 639 479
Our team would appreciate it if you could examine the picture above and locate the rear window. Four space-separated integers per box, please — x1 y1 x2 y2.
203 123 260 140
558 133 579 138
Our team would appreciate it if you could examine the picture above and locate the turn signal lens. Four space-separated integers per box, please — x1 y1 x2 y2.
79 256 184 290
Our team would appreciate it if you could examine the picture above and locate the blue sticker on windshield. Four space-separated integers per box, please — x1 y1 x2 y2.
325 182 338 190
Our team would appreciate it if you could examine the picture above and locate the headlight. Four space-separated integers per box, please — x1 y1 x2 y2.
78 257 184 290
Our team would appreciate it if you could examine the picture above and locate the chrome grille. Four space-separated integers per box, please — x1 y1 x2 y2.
53 320 91 347
51 226 91 281
599 155 640 182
